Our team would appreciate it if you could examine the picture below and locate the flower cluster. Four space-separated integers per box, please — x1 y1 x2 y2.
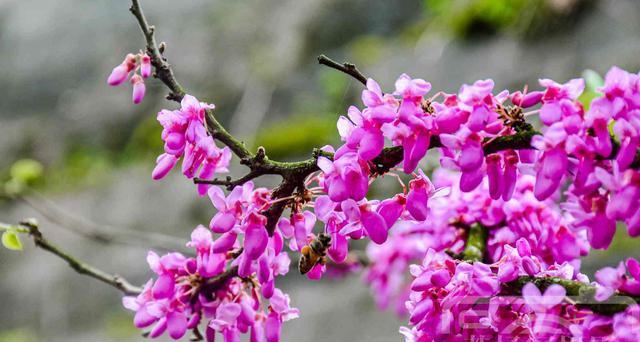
362 170 589 317
594 257 640 302
532 67 640 249
570 304 640 341
363 218 460 316
320 67 640 251
107 50 640 340
402 241 640 341
152 95 231 195
108 52 151 104
401 241 594 341
123 225 299 341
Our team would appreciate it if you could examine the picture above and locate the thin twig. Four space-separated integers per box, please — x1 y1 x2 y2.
194 170 264 191
128 0 640 240
130 0 185 101
17 190 189 253
130 0 253 160
317 54 368 85
11 219 142 296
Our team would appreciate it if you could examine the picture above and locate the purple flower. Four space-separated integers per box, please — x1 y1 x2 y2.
531 123 568 200
317 146 369 202
539 78 584 127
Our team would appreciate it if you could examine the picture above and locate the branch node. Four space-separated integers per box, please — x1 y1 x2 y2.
255 146 267 163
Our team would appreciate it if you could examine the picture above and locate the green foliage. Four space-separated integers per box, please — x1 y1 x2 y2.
43 145 115 192
421 0 591 40
0 329 37 342
583 69 604 92
579 69 604 111
3 159 43 195
348 35 385 66
253 114 338 160
9 159 43 185
2 230 23 251
120 115 164 163
429 0 527 36
105 310 139 338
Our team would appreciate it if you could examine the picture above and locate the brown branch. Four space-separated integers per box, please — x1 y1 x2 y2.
129 0 640 242
14 219 142 296
203 265 239 289
317 54 368 85
130 0 253 160
130 0 185 101
194 172 263 191
17 190 189 253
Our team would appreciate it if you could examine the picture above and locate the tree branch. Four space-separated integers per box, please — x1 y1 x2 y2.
130 0 185 101
6 219 142 295
317 54 368 85
16 190 189 253
194 172 263 191
128 0 640 241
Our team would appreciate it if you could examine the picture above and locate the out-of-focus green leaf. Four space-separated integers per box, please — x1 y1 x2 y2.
349 35 385 66
0 328 37 342
578 69 604 111
121 115 164 163
2 230 23 251
9 159 43 185
4 179 24 195
583 69 604 93
253 115 338 159
578 90 598 111
421 0 588 39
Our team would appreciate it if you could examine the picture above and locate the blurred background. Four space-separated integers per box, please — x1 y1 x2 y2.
1 0 640 340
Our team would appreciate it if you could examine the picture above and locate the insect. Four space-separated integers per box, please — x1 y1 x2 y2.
298 233 331 275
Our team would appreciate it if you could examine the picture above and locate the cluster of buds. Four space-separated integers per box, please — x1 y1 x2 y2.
107 52 151 104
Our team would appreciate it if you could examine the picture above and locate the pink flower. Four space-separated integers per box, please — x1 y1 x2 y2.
141 53 152 78
108 53 136 86
440 128 486 192
594 258 640 301
405 169 447 221
361 78 397 122
208 183 254 233
152 153 179 180
209 302 242 339
531 123 568 200
340 199 389 244
131 74 146 104
458 79 498 132
276 211 316 251
510 90 543 108
317 146 369 202
539 78 584 127
522 283 566 312
152 95 230 185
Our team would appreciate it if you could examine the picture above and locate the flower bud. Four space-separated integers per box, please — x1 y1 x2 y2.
516 238 532 256
131 74 146 104
141 53 152 78
107 64 129 86
152 153 178 180
512 91 543 108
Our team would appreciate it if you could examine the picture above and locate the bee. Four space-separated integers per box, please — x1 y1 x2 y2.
298 233 331 275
